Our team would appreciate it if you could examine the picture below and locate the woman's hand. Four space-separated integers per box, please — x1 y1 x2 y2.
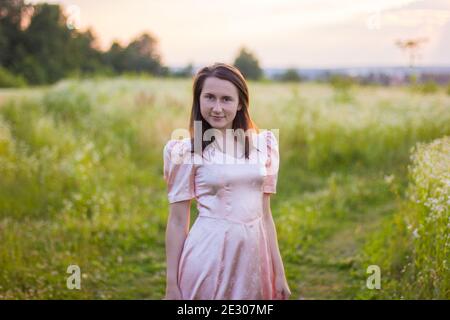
274 273 291 300
164 284 183 300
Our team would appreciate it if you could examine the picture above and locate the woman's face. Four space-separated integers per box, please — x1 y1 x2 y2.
199 76 241 131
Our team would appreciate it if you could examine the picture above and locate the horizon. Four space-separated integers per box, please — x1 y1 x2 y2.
176 64 450 71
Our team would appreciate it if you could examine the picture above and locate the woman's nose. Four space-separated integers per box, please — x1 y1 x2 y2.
212 102 223 112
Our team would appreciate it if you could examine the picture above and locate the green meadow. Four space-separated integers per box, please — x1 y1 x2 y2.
0 76 449 299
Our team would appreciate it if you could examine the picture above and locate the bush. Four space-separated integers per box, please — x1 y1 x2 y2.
278 68 302 82
42 84 93 122
0 67 27 88
361 136 450 299
328 75 355 103
412 80 439 95
329 74 355 91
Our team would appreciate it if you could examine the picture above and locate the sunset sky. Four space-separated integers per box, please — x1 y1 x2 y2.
29 0 450 68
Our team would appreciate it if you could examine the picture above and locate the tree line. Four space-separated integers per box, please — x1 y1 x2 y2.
0 0 168 85
1 0 281 87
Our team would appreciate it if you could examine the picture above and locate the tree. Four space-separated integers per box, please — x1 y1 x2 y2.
22 3 76 83
103 41 126 73
279 68 302 82
70 28 105 74
233 47 263 80
104 33 165 75
123 33 163 74
0 0 31 68
19 3 104 83
0 1 168 84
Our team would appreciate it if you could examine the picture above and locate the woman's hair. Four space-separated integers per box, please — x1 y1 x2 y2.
189 62 258 159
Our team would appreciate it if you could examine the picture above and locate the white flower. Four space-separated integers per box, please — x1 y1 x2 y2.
384 174 395 184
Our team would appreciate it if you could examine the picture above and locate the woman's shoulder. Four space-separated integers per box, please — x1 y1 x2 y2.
256 130 278 146
163 138 193 162
164 137 191 151
250 130 278 156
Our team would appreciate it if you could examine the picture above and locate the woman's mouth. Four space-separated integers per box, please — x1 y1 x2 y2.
211 116 225 120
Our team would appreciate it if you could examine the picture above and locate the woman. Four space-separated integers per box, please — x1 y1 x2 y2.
163 62 290 300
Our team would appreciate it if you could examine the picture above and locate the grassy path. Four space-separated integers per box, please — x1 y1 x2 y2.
293 202 395 299
274 167 402 301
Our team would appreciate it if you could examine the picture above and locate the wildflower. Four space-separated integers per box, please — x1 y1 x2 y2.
384 174 395 184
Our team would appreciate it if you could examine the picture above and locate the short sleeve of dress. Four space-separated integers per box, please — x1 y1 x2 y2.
262 131 280 194
163 139 196 204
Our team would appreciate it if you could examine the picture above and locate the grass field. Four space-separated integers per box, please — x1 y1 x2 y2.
0 76 449 299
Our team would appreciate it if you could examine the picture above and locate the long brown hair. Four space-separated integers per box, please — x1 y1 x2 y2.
189 62 258 159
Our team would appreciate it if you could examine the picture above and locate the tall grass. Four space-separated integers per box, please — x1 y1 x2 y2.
251 82 450 172
0 77 449 298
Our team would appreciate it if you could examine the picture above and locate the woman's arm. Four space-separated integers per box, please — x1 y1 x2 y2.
165 200 191 299
262 193 291 299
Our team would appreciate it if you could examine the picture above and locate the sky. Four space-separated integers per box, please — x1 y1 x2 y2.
28 0 450 68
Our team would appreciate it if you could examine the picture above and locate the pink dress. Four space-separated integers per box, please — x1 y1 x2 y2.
163 130 284 300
